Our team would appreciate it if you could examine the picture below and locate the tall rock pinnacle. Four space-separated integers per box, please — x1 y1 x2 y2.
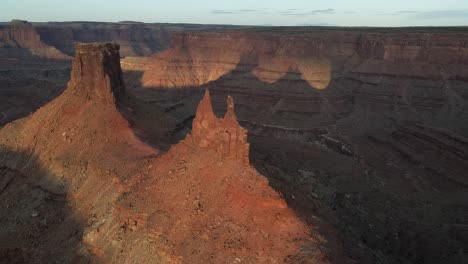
187 90 250 165
70 43 125 103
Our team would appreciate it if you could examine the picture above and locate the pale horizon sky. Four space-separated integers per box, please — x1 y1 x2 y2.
2 0 468 27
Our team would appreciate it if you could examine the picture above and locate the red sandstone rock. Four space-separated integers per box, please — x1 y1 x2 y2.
0 20 69 59
186 89 250 165
71 43 125 103
121 29 468 134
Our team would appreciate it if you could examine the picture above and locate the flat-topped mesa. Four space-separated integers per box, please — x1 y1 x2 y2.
187 90 250 165
70 43 125 103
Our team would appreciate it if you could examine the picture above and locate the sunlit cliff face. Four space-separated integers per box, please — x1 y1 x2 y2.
137 47 242 88
252 55 332 89
126 51 332 90
252 55 294 84
296 57 332 90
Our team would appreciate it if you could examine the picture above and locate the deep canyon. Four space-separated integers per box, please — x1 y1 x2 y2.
0 20 467 264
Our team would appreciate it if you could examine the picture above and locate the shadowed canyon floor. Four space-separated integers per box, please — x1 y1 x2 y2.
0 23 468 264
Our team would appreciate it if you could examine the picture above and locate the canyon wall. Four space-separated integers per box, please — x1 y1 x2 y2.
0 20 246 59
122 29 468 134
34 22 176 57
0 20 69 59
33 22 247 57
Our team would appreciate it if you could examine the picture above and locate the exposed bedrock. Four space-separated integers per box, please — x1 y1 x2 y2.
122 30 468 135
0 20 69 60
185 89 250 165
32 22 247 57
0 42 155 263
34 22 175 57
71 43 125 102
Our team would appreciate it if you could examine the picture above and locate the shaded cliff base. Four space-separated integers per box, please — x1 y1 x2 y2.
0 63 70 127
0 147 96 264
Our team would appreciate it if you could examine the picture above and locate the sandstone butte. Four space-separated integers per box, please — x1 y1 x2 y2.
0 43 343 263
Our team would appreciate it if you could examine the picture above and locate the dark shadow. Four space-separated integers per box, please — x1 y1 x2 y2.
121 51 468 264
0 56 71 128
0 146 96 264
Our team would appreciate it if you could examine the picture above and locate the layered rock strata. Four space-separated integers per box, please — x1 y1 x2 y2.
122 29 468 134
0 20 69 59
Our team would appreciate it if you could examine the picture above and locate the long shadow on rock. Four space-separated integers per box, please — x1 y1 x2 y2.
0 57 71 128
122 51 468 264
0 146 94 264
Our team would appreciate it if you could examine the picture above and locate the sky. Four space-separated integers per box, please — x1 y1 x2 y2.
2 0 468 27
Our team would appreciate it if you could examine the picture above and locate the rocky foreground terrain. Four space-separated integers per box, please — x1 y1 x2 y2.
0 21 467 264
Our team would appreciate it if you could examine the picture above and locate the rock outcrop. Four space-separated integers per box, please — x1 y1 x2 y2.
123 29 468 134
0 20 69 59
0 42 156 263
186 90 250 165
71 43 125 103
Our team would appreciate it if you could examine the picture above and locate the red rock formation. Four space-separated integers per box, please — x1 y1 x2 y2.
32 22 242 57
122 29 468 133
71 43 125 103
0 42 156 263
0 20 69 59
186 89 250 165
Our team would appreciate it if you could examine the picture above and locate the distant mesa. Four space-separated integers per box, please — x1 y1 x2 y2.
186 89 250 165
118 21 144 24
10 19 30 26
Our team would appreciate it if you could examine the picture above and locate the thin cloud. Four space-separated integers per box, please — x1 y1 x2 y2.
385 9 468 19
398 10 419 14
211 10 237 14
236 9 257 12
281 9 335 17
211 8 335 17
210 9 267 15
296 22 336 26
414 9 468 19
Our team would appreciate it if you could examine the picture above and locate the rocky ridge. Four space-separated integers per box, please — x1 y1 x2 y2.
185 89 250 165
